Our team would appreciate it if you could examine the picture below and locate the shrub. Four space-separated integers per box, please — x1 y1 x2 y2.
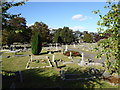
63 51 81 57
31 33 42 55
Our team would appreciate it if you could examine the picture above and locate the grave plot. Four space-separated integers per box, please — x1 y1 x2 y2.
28 56 52 69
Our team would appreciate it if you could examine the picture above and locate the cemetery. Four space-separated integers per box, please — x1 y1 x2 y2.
1 43 119 88
1 1 120 89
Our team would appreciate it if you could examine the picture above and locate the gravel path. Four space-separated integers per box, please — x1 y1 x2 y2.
67 48 106 64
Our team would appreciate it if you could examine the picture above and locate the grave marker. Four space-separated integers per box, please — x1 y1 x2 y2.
74 43 76 48
65 44 68 51
52 55 55 62
56 43 58 51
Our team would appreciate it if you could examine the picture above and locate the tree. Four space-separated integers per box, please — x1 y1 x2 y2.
7 17 32 43
83 33 93 43
31 33 42 55
2 17 32 45
92 1 120 74
2 0 26 30
29 22 50 42
53 27 75 44
2 0 28 46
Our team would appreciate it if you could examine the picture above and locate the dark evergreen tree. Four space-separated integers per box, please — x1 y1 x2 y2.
31 33 42 55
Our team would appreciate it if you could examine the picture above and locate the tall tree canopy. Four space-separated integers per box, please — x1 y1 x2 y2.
2 0 26 30
53 27 75 44
29 22 50 42
2 17 31 45
1 0 31 45
93 1 120 74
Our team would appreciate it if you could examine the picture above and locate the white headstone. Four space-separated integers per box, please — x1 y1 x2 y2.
78 52 85 66
47 58 52 67
74 43 76 48
65 44 68 51
52 55 55 62
56 43 58 51
31 55 32 62
48 51 52 54
68 52 72 59
70 52 72 57
82 53 84 61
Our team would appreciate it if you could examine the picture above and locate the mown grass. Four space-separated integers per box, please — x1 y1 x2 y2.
2 47 118 89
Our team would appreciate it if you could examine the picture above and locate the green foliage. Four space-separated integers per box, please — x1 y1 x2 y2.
2 0 26 30
2 71 15 76
2 1 32 45
92 1 120 73
31 33 42 55
29 22 50 42
83 33 93 43
53 27 75 44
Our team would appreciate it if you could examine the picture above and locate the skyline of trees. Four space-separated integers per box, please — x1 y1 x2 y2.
1 0 111 46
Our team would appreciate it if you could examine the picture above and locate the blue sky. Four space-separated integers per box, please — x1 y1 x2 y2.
8 2 110 32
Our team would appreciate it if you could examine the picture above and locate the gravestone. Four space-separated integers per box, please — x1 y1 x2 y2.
54 60 58 68
46 56 53 67
23 45 27 51
48 51 52 54
74 43 76 48
56 43 58 51
68 52 72 59
79 52 86 66
52 55 55 62
30 55 32 62
65 44 68 51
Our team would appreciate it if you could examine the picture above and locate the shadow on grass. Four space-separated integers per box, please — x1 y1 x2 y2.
2 67 114 89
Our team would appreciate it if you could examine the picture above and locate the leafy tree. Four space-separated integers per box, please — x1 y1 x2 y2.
2 17 32 45
7 17 32 43
31 33 42 55
2 0 26 30
29 22 50 42
1 0 28 46
92 1 120 74
53 27 75 44
83 33 93 43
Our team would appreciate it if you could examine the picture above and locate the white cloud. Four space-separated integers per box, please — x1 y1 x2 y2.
70 26 87 31
72 14 90 21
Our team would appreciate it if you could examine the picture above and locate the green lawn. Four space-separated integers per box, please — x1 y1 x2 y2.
2 47 118 89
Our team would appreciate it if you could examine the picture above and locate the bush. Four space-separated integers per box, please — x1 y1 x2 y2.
63 51 81 57
31 33 42 55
